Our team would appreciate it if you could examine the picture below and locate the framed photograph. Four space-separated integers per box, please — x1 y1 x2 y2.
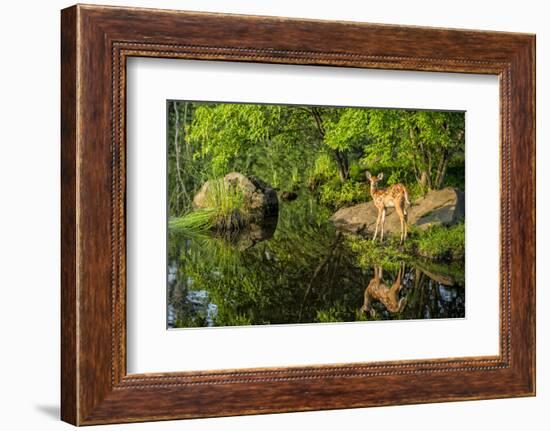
61 4 535 425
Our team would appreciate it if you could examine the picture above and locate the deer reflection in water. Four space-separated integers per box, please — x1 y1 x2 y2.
361 263 407 317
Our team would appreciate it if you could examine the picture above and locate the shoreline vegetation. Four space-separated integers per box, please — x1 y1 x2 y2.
169 178 249 235
167 101 466 328
169 179 466 264
170 208 465 263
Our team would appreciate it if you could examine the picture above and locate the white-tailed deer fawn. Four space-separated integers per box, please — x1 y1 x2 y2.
366 171 410 244
361 264 407 316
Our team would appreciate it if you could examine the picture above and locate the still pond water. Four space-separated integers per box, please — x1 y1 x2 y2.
167 196 465 329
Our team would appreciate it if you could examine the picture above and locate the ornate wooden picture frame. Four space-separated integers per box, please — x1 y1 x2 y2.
61 4 535 425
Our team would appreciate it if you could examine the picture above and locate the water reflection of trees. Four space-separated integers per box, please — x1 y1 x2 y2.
168 197 465 328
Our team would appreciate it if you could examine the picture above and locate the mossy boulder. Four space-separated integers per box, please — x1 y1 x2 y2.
193 172 279 224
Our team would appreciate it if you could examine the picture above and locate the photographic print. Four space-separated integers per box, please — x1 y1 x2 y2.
167 101 465 329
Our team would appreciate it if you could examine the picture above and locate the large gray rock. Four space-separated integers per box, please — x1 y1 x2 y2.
193 172 279 223
329 187 464 236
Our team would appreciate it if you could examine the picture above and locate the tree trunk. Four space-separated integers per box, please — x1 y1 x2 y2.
434 152 449 189
418 170 432 190
435 161 448 189
333 149 349 182
410 128 432 191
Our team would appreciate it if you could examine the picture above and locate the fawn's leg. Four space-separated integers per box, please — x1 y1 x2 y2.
397 263 405 291
395 206 405 244
403 203 408 241
373 208 382 241
390 267 402 295
387 266 406 312
361 287 372 314
380 208 386 242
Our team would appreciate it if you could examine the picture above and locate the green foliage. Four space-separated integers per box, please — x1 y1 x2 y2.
289 166 301 190
362 109 465 191
402 181 426 201
168 101 465 217
308 155 366 209
319 180 366 209
324 108 370 151
347 161 364 182
188 104 282 176
416 223 465 260
313 153 337 179
186 104 323 192
304 153 336 189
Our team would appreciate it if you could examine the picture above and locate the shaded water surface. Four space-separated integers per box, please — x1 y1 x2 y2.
167 197 464 329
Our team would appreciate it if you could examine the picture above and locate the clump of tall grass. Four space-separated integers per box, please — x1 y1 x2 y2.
169 178 252 237
202 178 251 230
169 208 216 236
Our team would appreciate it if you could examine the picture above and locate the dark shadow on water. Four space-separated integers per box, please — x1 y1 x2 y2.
213 214 278 251
35 404 59 420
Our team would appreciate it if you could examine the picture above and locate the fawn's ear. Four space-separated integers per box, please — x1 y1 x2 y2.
377 172 384 180
365 171 372 180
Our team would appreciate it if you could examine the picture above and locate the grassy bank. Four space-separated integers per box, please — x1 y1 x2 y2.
347 223 465 270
